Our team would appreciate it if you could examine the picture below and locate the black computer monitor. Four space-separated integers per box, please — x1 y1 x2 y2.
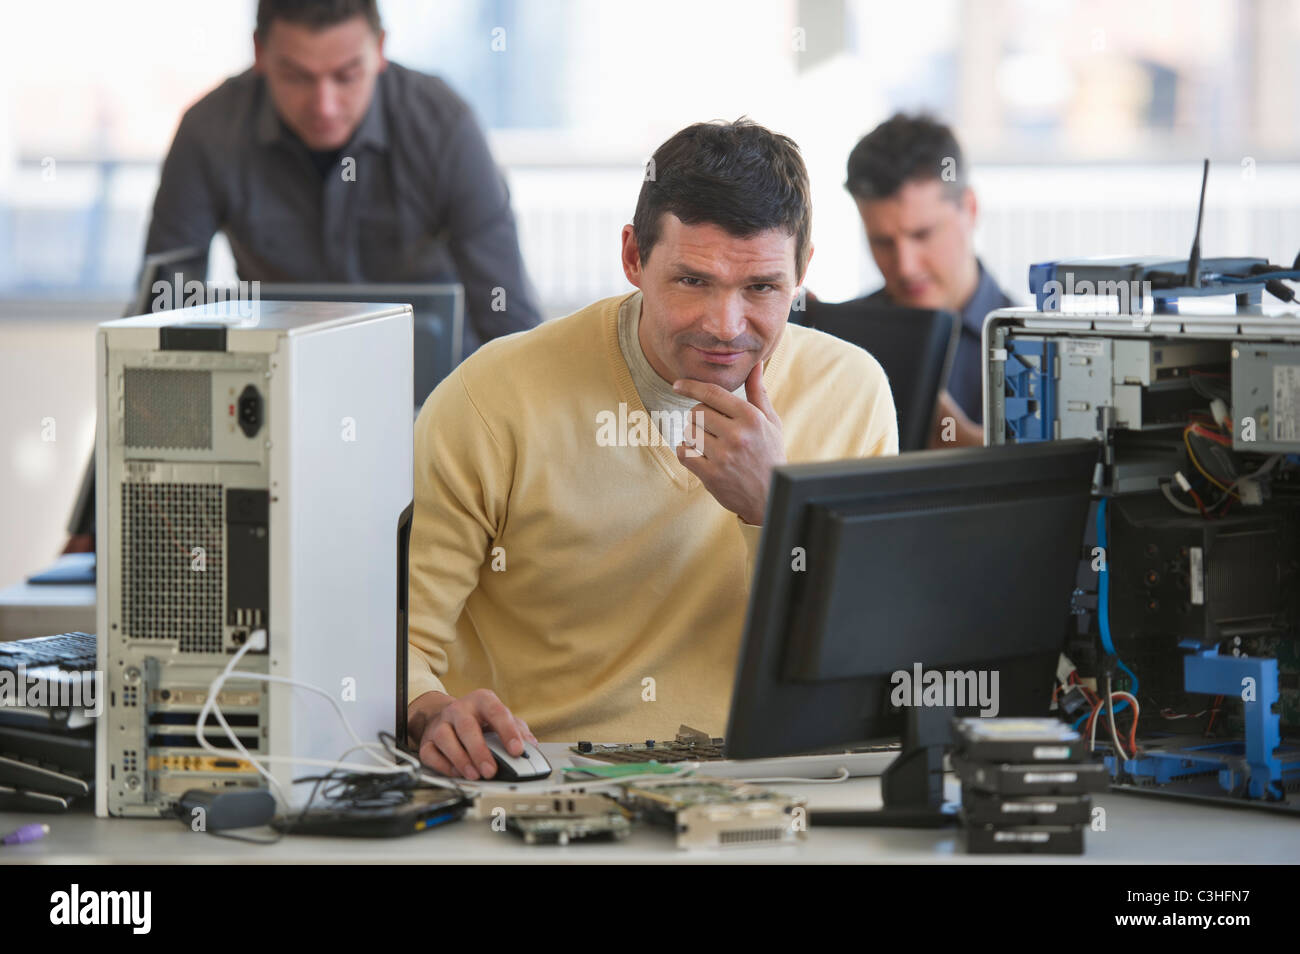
258 283 464 411
790 299 959 452
130 246 211 317
725 439 1099 824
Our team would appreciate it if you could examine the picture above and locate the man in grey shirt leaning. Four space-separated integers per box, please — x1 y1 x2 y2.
144 0 542 351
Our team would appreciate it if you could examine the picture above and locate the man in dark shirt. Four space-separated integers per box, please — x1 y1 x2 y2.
144 0 541 352
846 113 1011 446
60 0 543 557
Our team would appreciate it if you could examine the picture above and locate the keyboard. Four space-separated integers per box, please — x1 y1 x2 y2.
569 727 901 780
0 633 99 731
0 634 98 810
0 632 96 673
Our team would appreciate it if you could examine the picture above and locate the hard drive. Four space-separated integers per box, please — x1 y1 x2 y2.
952 753 1109 795
961 787 1093 826
951 717 1084 763
965 823 1085 855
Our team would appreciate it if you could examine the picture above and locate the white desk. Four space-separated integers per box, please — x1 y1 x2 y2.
0 580 95 642
2 744 1294 864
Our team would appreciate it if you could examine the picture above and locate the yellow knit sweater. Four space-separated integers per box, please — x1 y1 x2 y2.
408 291 898 740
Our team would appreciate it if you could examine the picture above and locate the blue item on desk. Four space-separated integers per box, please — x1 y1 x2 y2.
26 553 96 586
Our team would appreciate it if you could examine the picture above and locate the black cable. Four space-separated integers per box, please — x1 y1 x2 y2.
1266 279 1296 303
207 827 283 846
277 749 463 836
181 731 446 844
1189 374 1230 404
1186 159 1210 288
1186 428 1239 486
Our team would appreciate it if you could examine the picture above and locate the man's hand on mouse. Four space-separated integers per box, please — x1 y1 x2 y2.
408 689 537 780
673 360 785 526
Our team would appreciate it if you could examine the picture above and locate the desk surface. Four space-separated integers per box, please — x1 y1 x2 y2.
2 744 1294 864
0 580 95 643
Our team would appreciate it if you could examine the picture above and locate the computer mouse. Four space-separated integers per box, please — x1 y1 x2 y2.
481 732 552 782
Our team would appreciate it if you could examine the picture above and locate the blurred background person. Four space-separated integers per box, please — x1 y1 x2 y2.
144 0 541 349
3 0 1298 586
846 113 1011 447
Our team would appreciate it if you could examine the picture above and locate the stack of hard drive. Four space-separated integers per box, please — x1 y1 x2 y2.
951 717 1108 855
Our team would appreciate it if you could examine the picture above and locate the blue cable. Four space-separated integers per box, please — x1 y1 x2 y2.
1096 498 1140 696
1064 499 1143 736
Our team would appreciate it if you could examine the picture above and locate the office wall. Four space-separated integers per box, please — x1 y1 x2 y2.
509 161 1300 313
0 303 105 588
4 159 1300 592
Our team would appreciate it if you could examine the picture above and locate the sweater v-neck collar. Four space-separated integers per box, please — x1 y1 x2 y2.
603 290 792 491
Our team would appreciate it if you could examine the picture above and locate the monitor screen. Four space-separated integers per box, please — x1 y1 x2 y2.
725 439 1099 759
258 283 464 410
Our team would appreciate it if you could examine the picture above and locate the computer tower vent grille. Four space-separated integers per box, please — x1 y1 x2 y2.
121 482 224 652
123 368 212 449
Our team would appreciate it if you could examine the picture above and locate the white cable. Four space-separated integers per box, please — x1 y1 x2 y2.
195 634 287 804
1089 689 1139 760
1110 691 1139 759
1160 481 1202 515
223 671 400 770
1105 686 1126 759
728 768 852 784
196 630 415 809
1224 454 1283 497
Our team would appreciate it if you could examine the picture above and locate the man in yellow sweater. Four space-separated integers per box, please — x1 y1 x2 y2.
407 119 898 779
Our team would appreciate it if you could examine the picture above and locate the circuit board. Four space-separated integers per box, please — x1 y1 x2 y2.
506 812 631 846
619 777 806 850
571 725 725 763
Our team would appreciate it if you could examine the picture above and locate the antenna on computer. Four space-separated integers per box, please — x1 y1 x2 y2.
1186 159 1209 289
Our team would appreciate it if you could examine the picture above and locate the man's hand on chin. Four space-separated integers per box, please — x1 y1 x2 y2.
673 360 785 526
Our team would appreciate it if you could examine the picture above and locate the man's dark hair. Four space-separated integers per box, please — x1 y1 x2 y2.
633 118 812 279
845 112 965 203
256 0 382 38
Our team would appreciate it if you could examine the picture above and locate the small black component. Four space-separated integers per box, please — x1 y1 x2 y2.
1059 686 1091 722
226 489 269 640
160 323 227 352
237 384 263 438
1266 279 1296 303
177 788 275 831
645 740 655 749
576 741 592 753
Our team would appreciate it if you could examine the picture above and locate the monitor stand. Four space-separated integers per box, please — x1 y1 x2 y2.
812 706 960 828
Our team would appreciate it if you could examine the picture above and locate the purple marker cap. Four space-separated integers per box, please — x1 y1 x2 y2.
1 823 50 845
